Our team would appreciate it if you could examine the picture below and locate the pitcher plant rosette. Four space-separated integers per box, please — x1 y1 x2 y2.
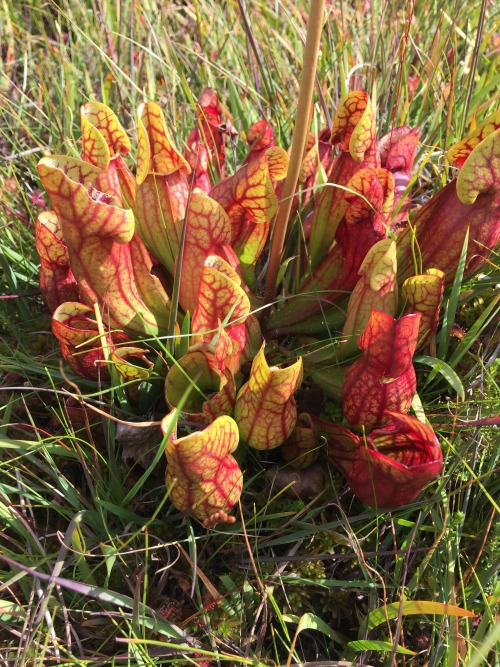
35 91 500 523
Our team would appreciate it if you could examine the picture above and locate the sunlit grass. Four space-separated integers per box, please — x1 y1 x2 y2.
0 0 499 665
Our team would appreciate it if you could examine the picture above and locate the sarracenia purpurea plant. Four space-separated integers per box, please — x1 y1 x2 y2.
33 8 500 526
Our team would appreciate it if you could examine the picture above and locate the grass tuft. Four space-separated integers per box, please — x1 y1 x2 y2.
1 0 499 665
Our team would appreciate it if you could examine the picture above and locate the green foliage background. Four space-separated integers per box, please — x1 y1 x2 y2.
0 0 498 665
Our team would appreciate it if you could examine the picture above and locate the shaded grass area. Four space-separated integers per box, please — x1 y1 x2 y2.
0 0 499 665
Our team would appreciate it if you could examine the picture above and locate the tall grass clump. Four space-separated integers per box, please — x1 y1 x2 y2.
0 1 499 665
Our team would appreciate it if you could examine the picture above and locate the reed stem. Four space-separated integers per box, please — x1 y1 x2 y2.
264 0 326 310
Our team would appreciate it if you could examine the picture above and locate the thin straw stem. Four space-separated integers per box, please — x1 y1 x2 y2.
264 0 326 310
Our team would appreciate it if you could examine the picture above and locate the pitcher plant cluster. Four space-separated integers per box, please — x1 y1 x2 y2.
35 90 500 523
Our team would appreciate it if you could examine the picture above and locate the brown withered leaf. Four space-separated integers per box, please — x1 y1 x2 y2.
117 421 164 470
266 462 325 499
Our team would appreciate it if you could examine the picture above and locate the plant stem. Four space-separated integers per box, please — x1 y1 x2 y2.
264 0 326 311
462 0 487 135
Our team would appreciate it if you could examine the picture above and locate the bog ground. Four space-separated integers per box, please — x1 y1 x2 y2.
0 1 499 666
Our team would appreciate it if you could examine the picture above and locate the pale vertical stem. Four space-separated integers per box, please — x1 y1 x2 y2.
264 0 326 309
